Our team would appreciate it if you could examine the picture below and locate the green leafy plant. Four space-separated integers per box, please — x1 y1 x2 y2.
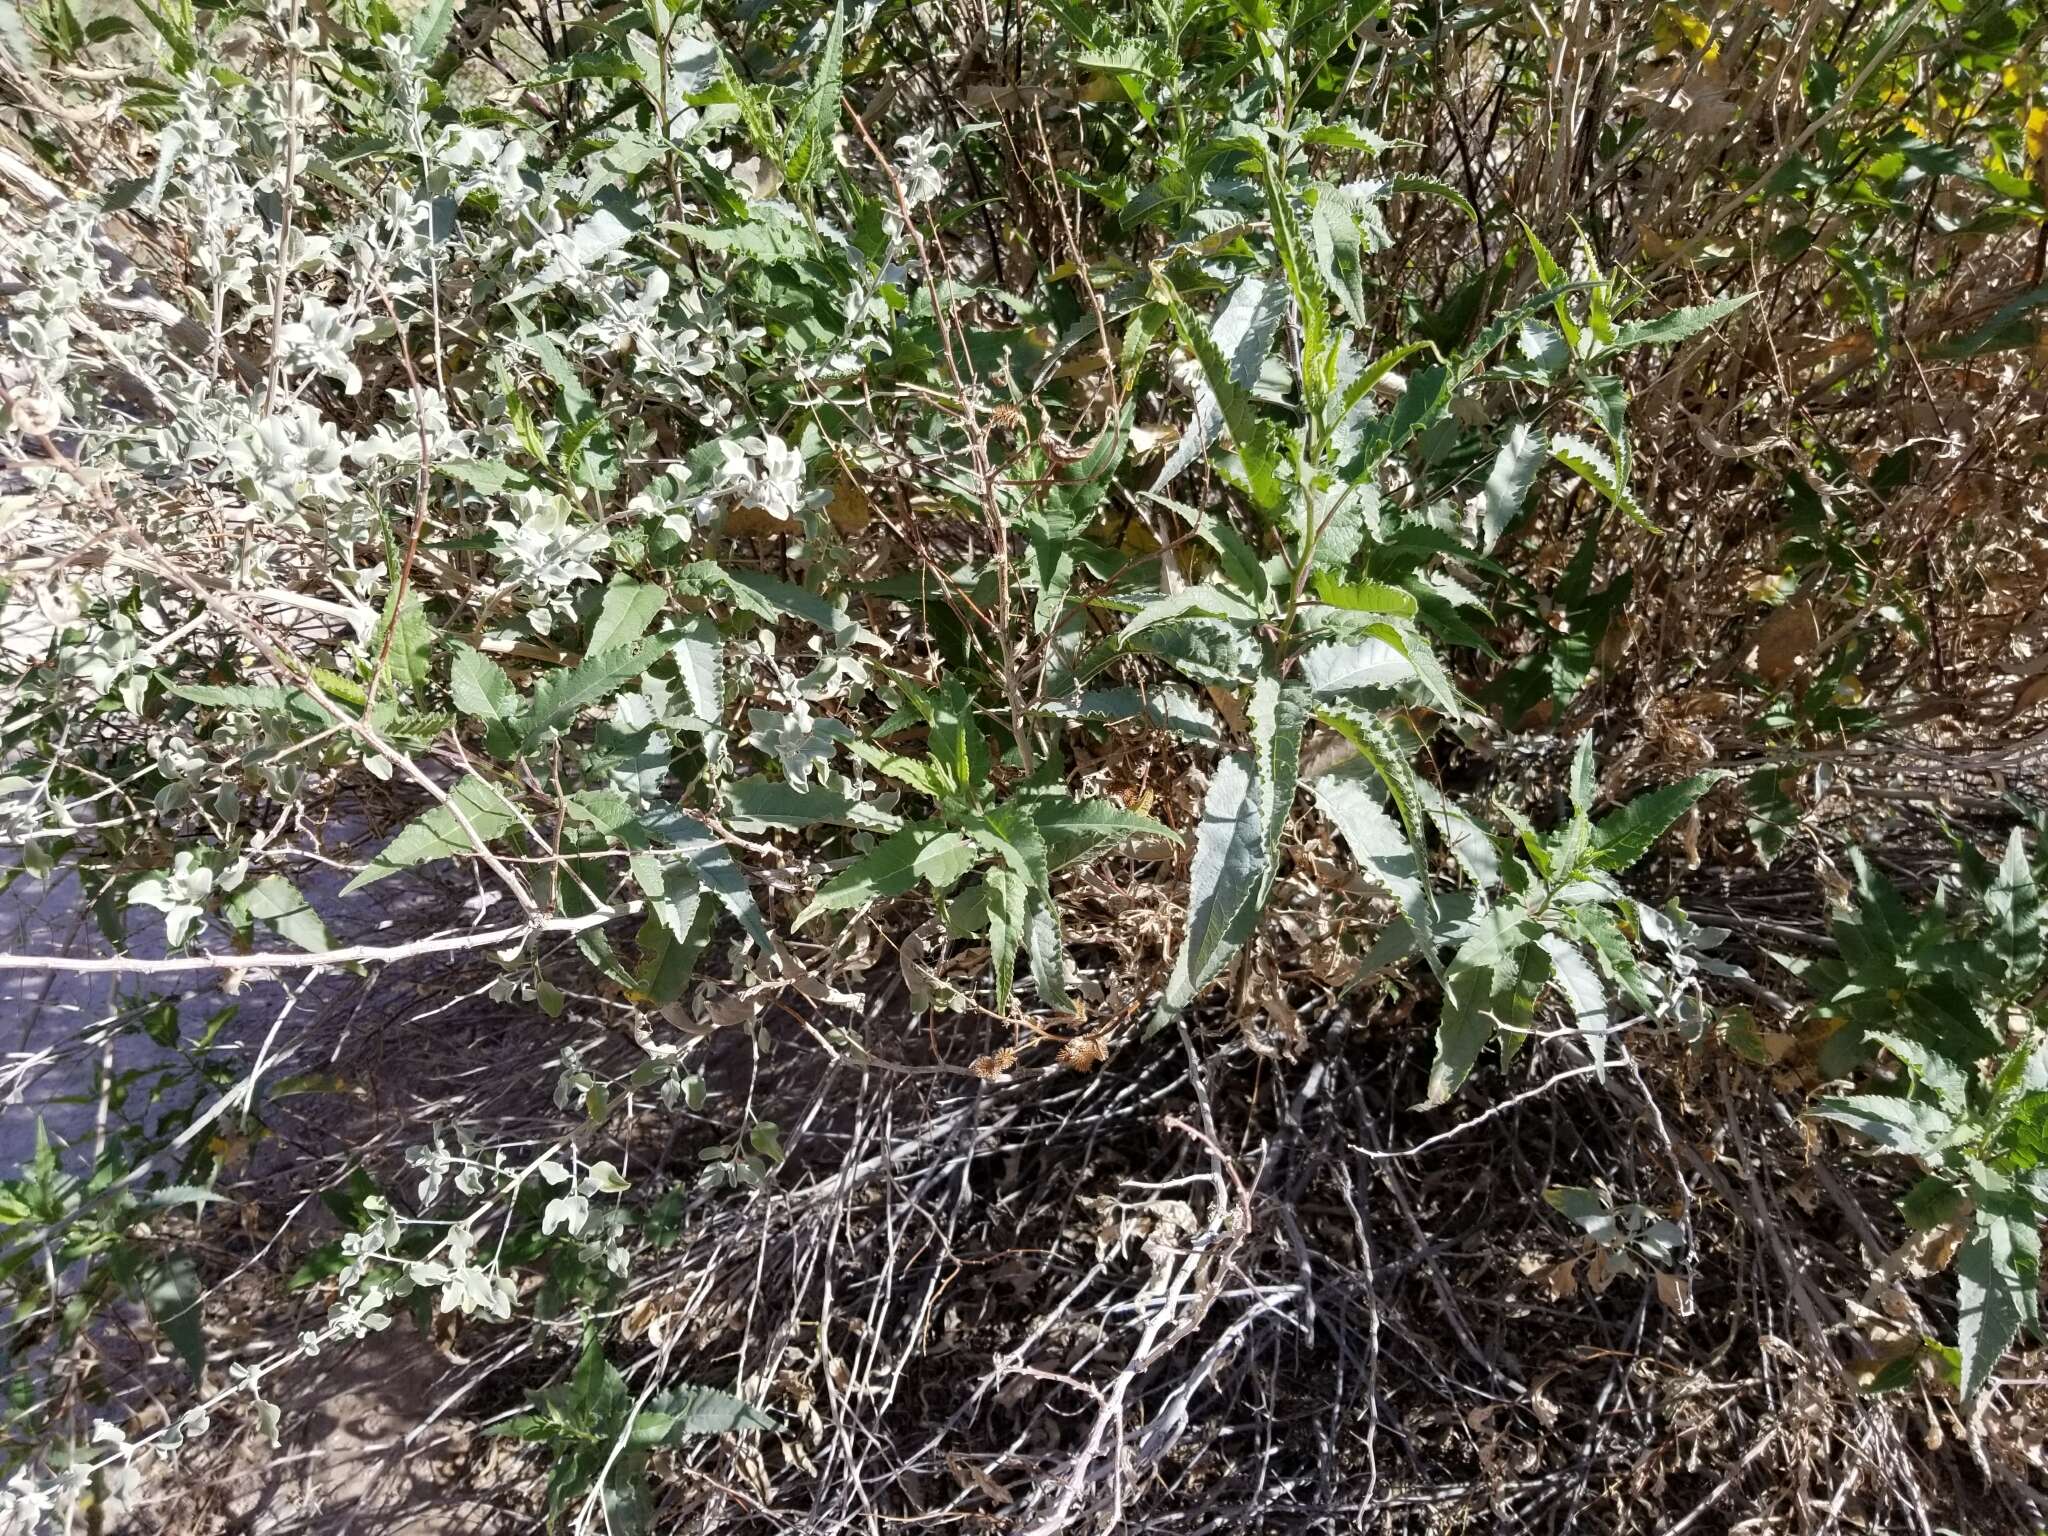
5 0 2047 1524
792 675 1175 1012
1809 830 2048 1400
488 1331 774 1532
1343 735 1732 1101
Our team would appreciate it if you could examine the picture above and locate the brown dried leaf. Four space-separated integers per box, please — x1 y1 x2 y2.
1749 598 1821 686
1655 1270 1696 1317
1539 1258 1579 1301
826 470 871 534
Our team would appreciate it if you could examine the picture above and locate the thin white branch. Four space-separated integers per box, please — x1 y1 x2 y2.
0 905 635 975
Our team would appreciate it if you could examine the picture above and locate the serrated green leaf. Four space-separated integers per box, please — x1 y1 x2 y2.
1309 183 1368 323
1957 1206 2035 1402
784 1 843 186
1359 618 1474 729
436 458 527 492
931 679 990 798
1248 674 1305 881
1025 894 1076 1014
671 616 724 725
1539 933 1610 1078
1024 793 1178 870
631 1384 776 1445
629 853 701 941
1309 574 1418 618
1313 760 1431 955
1590 770 1728 872
985 865 1028 1009
1073 40 1157 75
635 896 713 1003
912 831 977 892
794 822 949 927
520 639 664 751
170 682 323 718
1299 635 1416 695
1118 583 1260 644
843 736 959 803
1608 291 1756 352
1389 172 1474 220
1354 363 1450 472
1315 704 1427 865
1812 1094 1956 1156
723 779 901 833
344 774 520 894
1068 686 1222 745
1569 732 1596 815
635 806 773 954
1900 1175 1967 1234
374 588 434 696
1572 902 1654 1013
230 875 332 955
449 644 522 755
588 578 667 657
142 1252 205 1382
1157 279 1283 508
410 0 463 61
677 564 868 640
1419 783 1501 892
1522 222 1580 353
1550 432 1657 532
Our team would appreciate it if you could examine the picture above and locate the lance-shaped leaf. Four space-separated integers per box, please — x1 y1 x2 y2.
1118 584 1260 645
1985 829 2042 990
984 865 1028 1009
1539 934 1611 1079
520 639 664 751
794 822 951 928
1590 770 1729 872
587 577 667 657
1157 279 1283 508
1313 760 1431 956
449 644 523 757
1608 291 1756 353
1810 1094 1956 1157
1023 793 1179 870
1152 274 1288 492
1479 422 1543 552
345 775 521 894
784 1 843 187
1067 685 1222 745
1316 703 1428 874
1550 432 1657 532
724 779 902 834
631 1383 777 1444
1299 634 1417 695
1157 753 1267 1019
636 805 773 953
228 875 333 955
1248 674 1306 881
